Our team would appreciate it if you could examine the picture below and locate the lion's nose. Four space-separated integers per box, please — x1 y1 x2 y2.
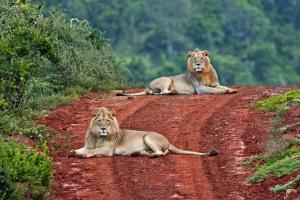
100 128 106 131
196 64 201 67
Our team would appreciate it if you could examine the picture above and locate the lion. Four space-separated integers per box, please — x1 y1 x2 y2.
117 49 237 96
72 107 218 158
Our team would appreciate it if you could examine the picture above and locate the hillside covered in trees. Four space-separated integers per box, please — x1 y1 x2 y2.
33 0 300 85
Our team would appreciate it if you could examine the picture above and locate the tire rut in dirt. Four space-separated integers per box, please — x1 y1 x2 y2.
44 95 157 200
199 87 285 200
112 94 237 200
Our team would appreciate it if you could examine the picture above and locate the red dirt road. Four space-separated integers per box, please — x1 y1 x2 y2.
41 86 292 200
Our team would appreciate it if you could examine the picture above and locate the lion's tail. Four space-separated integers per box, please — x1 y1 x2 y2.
116 88 153 96
168 144 218 156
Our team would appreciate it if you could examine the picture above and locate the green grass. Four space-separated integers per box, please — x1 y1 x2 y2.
26 86 89 114
0 136 52 199
246 89 300 193
248 146 300 183
254 90 300 112
0 109 52 145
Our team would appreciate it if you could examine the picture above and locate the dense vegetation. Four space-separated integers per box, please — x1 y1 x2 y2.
1 0 124 109
0 136 52 199
0 0 124 199
33 0 300 85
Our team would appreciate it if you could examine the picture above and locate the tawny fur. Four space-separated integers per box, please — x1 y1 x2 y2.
117 49 237 96
73 107 218 158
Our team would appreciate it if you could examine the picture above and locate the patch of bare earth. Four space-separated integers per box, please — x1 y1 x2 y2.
40 86 297 200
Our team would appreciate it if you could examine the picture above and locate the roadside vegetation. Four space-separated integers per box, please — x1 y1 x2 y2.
246 90 300 193
0 136 52 200
0 0 125 199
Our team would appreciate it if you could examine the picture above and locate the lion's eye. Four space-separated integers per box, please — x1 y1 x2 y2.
200 57 204 60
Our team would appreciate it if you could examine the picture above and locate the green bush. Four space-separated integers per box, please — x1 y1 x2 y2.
0 136 52 199
0 168 15 200
0 0 126 108
0 99 8 110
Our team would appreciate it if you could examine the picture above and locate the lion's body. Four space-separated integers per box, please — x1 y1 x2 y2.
148 74 194 94
117 49 237 96
74 107 218 158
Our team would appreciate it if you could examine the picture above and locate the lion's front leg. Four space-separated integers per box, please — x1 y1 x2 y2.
91 146 114 157
70 147 93 158
73 146 113 158
216 85 237 93
195 86 227 94
74 147 89 155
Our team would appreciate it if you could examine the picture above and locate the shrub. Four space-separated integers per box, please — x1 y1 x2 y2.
0 0 126 108
0 136 52 199
0 168 15 200
0 99 8 110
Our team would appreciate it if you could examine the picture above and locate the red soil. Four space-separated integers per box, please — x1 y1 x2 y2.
40 86 298 200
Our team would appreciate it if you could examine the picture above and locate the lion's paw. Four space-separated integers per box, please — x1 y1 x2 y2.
228 89 238 94
77 154 90 159
68 150 77 157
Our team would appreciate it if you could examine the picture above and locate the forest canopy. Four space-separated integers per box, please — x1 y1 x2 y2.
34 0 300 85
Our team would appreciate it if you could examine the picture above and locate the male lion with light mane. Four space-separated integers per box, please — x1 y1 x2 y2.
72 107 218 158
117 49 237 96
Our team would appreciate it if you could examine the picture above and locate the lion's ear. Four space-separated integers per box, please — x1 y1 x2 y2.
188 51 194 57
108 110 116 118
203 50 209 56
92 111 99 117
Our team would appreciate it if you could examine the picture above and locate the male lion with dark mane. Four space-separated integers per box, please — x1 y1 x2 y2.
72 107 218 158
117 49 237 96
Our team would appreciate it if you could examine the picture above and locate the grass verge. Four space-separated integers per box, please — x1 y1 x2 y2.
246 89 300 193
254 90 300 112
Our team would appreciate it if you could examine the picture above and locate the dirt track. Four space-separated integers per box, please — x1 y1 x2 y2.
41 86 290 200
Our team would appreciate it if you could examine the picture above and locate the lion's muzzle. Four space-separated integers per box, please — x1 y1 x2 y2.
194 64 203 72
99 128 108 136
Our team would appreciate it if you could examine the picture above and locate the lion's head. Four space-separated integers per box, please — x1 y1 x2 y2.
187 49 211 74
90 107 120 138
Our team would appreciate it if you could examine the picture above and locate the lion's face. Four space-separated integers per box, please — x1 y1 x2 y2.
187 49 209 73
91 107 119 137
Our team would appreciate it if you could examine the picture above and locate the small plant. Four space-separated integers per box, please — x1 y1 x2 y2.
248 146 300 183
270 175 300 192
